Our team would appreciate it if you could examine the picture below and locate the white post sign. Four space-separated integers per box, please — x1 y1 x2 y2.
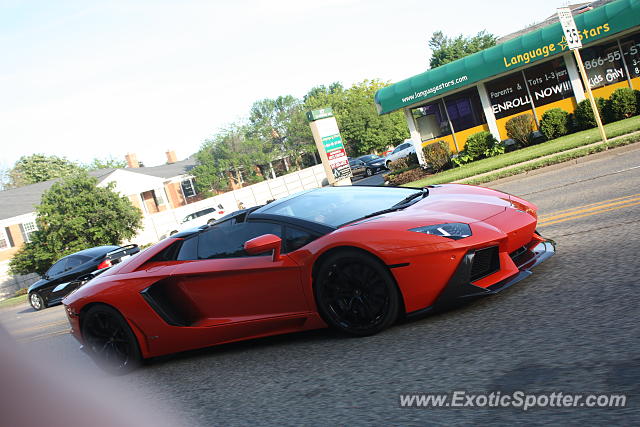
557 7 607 143
557 7 582 50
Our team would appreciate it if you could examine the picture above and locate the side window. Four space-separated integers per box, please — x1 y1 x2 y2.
47 259 67 277
66 255 90 270
177 236 199 261
284 227 317 253
197 221 282 260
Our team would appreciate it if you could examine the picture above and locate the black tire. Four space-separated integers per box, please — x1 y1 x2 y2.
365 168 373 177
385 161 391 169
29 292 45 311
314 250 399 336
81 305 142 375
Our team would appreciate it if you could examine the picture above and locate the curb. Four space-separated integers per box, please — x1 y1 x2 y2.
454 129 640 184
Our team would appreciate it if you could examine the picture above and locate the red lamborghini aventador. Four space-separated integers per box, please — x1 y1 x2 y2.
63 184 555 373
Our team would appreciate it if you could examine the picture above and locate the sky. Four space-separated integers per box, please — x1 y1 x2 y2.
0 0 572 170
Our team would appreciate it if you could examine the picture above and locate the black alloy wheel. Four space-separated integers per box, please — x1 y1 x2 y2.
82 305 142 374
29 292 45 311
365 168 373 177
314 250 399 336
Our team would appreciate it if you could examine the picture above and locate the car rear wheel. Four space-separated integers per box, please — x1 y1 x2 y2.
82 305 142 375
314 250 399 337
365 168 373 177
29 292 45 311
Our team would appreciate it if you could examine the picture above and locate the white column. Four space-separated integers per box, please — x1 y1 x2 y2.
403 108 426 166
564 51 586 103
477 83 501 141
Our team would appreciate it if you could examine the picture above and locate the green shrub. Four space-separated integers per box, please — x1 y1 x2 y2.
606 88 637 121
635 90 640 114
505 114 536 146
388 152 418 171
573 97 607 130
539 108 569 140
422 141 451 172
465 131 497 160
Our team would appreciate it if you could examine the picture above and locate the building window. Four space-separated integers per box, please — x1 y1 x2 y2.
485 72 534 120
181 178 196 198
443 88 486 132
20 221 37 243
580 40 627 89
412 101 451 141
524 57 573 107
620 32 640 79
153 189 166 206
0 228 9 250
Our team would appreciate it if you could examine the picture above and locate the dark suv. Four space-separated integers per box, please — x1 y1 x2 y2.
27 245 140 310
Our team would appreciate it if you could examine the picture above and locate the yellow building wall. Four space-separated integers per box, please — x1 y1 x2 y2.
535 97 578 119
591 80 631 99
421 134 457 154
452 124 490 151
495 110 538 140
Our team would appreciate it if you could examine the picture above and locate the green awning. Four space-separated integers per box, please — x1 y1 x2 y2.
375 0 640 115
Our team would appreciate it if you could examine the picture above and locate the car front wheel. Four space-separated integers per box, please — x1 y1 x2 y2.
82 305 142 375
29 292 45 311
314 250 399 337
365 168 373 177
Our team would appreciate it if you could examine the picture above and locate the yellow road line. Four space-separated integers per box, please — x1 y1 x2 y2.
538 193 640 219
538 201 640 227
538 197 640 223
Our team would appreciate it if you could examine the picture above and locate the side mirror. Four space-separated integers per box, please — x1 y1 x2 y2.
244 234 282 262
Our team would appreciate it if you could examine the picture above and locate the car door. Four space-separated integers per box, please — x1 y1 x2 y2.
48 255 93 302
169 220 309 326
349 160 365 177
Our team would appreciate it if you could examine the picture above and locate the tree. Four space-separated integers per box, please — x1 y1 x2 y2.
303 80 409 155
428 30 496 69
85 156 126 170
9 171 143 276
7 154 84 188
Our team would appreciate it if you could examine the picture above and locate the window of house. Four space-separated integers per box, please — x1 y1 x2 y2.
411 101 452 141
580 40 627 89
153 189 166 206
523 57 573 107
0 229 8 250
444 88 486 132
181 178 196 198
485 72 534 119
20 221 37 243
620 32 640 79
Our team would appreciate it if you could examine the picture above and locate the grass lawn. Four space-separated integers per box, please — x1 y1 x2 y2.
405 116 640 187
0 293 27 309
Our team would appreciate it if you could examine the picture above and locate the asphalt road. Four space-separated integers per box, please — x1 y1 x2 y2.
2 145 639 425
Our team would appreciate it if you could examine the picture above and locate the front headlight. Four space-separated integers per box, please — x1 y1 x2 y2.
409 223 472 240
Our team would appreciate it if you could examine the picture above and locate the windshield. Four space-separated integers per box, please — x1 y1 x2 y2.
359 155 380 162
259 187 421 227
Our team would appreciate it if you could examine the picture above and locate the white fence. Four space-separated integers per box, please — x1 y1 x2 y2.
134 164 328 244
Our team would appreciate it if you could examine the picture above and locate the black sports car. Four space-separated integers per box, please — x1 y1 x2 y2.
27 245 140 311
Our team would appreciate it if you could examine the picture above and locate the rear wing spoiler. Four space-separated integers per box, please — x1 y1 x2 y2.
105 244 140 260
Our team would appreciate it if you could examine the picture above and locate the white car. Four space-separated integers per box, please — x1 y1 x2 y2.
384 141 416 168
168 204 226 236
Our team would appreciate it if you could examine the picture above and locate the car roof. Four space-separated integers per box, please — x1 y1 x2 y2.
68 245 121 258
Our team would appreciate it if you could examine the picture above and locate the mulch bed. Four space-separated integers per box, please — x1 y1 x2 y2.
384 167 432 186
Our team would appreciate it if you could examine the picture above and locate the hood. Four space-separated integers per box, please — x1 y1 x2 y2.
28 277 47 293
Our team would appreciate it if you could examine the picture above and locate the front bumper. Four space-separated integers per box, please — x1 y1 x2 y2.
407 239 555 317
